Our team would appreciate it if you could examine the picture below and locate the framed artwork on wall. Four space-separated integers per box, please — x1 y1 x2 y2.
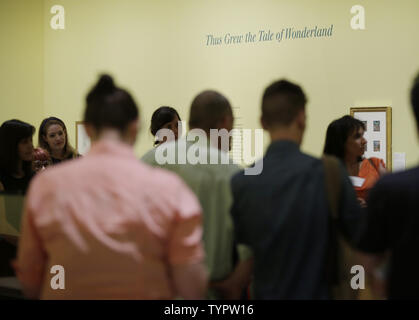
75 121 91 155
350 106 392 171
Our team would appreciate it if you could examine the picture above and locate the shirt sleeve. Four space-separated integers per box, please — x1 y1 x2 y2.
370 157 386 170
14 198 47 296
167 179 205 266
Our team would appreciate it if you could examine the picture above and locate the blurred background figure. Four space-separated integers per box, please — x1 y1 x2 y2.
32 148 52 173
323 115 387 299
143 91 253 300
38 117 79 164
230 80 362 299
0 119 34 278
15 74 207 300
150 106 182 146
324 115 386 207
0 119 35 194
357 73 419 300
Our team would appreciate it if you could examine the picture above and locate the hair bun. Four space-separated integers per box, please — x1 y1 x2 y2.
94 74 116 94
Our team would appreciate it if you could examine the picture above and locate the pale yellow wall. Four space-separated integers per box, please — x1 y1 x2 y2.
0 0 44 135
3 0 419 168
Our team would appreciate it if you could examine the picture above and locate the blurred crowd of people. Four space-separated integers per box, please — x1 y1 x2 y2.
1 72 419 299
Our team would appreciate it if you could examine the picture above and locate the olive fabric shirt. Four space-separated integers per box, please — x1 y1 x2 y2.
142 137 252 285
231 140 363 299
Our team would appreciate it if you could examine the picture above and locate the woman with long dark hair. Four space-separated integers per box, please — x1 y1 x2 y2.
324 115 386 204
0 119 35 194
323 115 387 300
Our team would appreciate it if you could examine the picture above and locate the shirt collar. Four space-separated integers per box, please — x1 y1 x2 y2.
265 139 300 157
87 140 136 159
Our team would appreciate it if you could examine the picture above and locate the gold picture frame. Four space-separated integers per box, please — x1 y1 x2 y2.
350 107 392 171
75 121 91 155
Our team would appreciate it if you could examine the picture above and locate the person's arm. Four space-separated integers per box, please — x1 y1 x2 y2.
356 178 392 298
337 163 366 246
378 162 387 176
171 263 208 299
210 172 254 300
210 254 253 300
357 179 390 253
168 181 208 299
14 203 47 299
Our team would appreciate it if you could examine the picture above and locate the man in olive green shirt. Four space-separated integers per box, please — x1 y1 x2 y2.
142 91 252 299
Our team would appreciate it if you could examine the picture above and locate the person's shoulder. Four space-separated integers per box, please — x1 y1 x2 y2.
376 166 419 190
366 157 385 168
298 150 323 165
141 146 157 163
230 161 262 191
141 161 187 189
368 157 383 163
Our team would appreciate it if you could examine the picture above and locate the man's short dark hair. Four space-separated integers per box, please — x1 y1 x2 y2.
262 79 307 127
188 90 232 132
411 73 419 127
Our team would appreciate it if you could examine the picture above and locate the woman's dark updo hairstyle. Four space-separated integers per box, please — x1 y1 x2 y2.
323 115 366 161
0 119 35 176
150 106 181 136
84 74 139 132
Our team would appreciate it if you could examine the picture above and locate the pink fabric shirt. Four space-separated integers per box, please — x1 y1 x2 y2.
15 140 204 299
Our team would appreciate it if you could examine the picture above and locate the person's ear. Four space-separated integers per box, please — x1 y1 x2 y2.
296 110 306 131
260 116 269 131
84 124 96 141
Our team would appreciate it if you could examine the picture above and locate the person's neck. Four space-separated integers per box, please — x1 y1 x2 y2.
51 149 65 159
268 126 302 146
344 155 360 176
94 130 131 146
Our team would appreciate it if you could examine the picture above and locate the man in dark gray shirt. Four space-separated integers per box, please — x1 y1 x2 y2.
231 79 363 299
358 74 419 299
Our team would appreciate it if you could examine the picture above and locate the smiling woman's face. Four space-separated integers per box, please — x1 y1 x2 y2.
44 124 66 153
345 126 367 159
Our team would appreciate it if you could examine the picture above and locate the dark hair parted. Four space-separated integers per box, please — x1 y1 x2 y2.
411 73 419 127
0 119 35 176
262 79 307 127
150 106 181 136
188 90 232 132
323 115 366 160
84 74 139 132
38 117 77 158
